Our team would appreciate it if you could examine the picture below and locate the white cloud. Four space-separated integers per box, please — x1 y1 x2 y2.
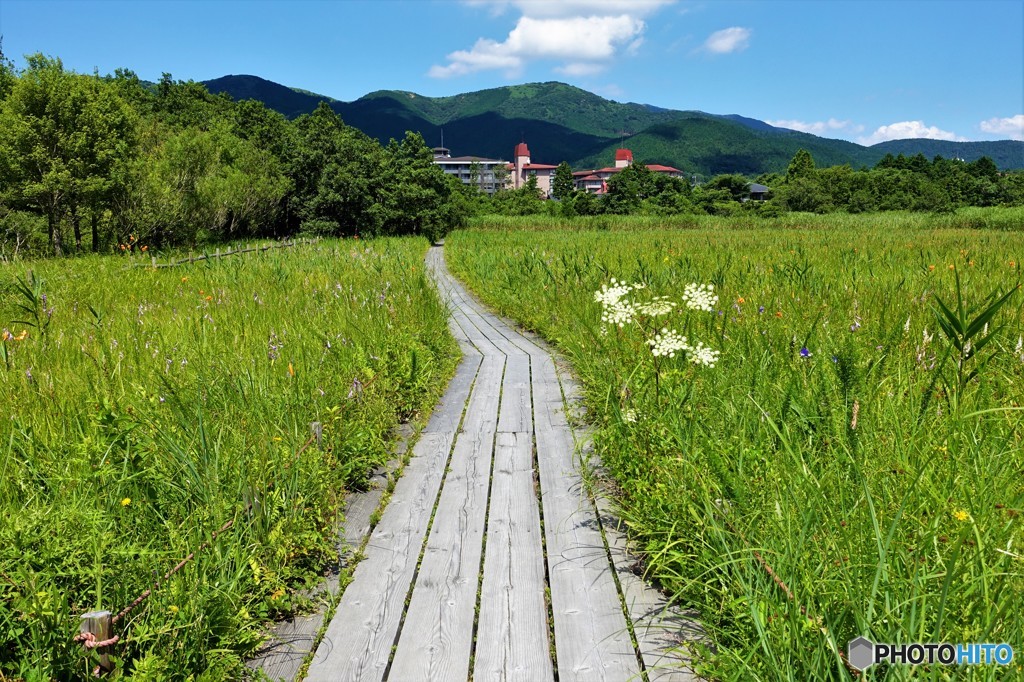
767 118 865 137
431 1 672 78
980 114 1024 140
858 121 967 146
468 1 674 18
555 61 609 77
701 27 751 54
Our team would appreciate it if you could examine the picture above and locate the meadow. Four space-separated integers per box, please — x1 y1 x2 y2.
446 219 1024 680
0 238 457 679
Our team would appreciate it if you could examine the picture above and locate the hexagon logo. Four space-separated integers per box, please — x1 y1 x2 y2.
848 636 876 671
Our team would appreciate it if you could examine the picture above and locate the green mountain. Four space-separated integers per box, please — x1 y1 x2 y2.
203 75 1024 173
203 74 338 119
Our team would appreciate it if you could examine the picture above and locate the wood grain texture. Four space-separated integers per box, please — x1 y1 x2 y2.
474 431 554 682
531 359 641 682
304 430 456 682
388 429 495 680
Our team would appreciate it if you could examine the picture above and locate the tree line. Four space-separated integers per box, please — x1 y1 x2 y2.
478 149 1024 219
0 53 467 257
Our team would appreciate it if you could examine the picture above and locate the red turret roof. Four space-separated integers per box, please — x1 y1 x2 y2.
514 142 530 157
615 148 633 162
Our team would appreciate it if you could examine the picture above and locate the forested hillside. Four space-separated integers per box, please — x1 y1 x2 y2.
204 75 1024 173
0 56 466 257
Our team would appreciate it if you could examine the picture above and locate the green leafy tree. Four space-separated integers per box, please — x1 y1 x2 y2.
376 131 465 242
0 55 137 254
0 39 14 101
290 103 384 235
786 148 816 179
552 161 575 199
705 174 750 201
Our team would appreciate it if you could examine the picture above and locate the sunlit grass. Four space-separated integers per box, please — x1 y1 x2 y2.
0 237 457 679
447 221 1024 681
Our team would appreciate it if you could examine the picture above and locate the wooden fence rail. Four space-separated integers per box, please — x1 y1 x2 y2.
132 237 321 269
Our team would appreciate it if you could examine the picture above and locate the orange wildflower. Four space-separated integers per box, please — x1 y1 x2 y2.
928 265 936 271
15 330 28 341
737 297 745 304
1 330 11 342
775 311 783 318
948 264 955 270
288 362 295 377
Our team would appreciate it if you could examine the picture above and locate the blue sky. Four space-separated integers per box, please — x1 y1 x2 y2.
1 0 1021 144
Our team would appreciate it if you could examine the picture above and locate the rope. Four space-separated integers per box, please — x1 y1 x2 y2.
73 632 120 649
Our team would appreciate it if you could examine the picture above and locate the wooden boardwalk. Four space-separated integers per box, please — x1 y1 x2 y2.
305 247 700 682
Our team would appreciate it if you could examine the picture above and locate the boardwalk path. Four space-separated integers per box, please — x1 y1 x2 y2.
306 247 699 682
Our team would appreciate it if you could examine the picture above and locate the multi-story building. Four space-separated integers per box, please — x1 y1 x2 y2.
510 142 557 197
432 147 509 195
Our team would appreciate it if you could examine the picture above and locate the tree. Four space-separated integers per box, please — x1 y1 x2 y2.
786 148 816 179
0 39 14 101
0 55 137 254
552 161 575 199
705 174 750 202
376 131 465 242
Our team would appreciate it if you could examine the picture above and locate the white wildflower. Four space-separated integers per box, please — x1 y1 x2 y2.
623 409 637 423
922 328 933 345
1016 336 1022 353
595 278 637 328
681 283 718 312
649 328 689 358
635 296 677 317
983 322 989 337
688 341 721 368
904 316 911 333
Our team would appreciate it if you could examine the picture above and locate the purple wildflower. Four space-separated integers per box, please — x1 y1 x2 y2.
800 347 812 359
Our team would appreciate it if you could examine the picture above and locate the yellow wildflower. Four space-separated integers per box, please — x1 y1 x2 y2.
288 362 295 377
121 497 132 507
15 330 28 341
1 329 11 342
952 509 969 522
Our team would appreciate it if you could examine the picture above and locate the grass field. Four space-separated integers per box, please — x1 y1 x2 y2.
0 238 457 679
447 222 1024 680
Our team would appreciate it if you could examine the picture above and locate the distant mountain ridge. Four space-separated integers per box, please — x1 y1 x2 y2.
203 74 1024 174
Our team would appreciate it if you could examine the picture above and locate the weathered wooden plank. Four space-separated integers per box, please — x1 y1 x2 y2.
474 431 555 682
423 352 482 435
460 355 505 434
532 359 641 682
496 354 532 433
388 429 495 680
305 430 455 682
595 493 704 681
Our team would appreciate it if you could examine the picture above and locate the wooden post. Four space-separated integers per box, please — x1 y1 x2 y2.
80 610 113 673
151 256 156 268
215 248 220 259
310 421 323 449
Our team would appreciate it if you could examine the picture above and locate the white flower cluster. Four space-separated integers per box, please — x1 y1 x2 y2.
688 341 721 368
648 328 689 358
594 278 637 328
635 296 677 317
682 283 718 312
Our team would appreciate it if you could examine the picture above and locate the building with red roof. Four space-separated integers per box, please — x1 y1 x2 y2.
511 142 557 197
572 148 684 193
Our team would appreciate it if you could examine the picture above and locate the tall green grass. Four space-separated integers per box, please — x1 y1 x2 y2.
468 205 1024 233
446 223 1024 680
0 238 457 679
